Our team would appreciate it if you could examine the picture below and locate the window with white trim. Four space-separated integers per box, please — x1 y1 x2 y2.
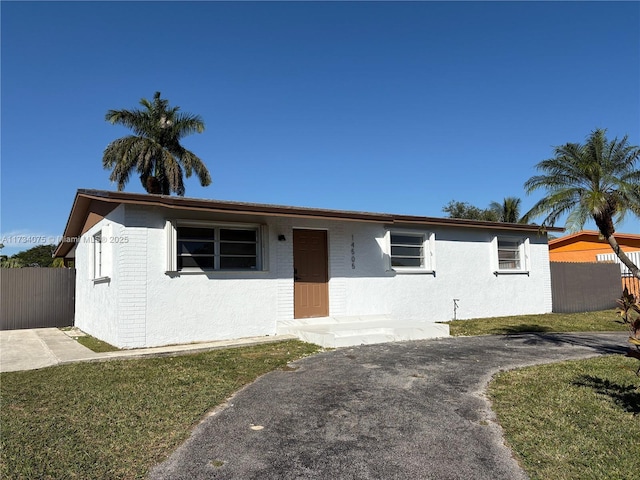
168 221 263 272
388 231 435 272
493 236 529 274
497 239 521 270
93 231 103 278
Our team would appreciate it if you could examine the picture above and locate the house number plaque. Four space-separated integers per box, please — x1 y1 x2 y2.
351 234 356 269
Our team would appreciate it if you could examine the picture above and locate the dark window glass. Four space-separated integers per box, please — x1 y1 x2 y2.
220 257 257 269
176 225 259 271
390 233 425 268
177 227 215 240
391 234 422 246
220 243 257 255
179 241 215 255
391 246 422 257
220 229 256 242
391 257 423 267
178 256 215 270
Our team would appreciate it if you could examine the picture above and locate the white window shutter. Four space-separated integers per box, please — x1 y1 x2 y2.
165 220 177 272
383 230 392 271
428 232 436 272
523 237 530 270
260 224 269 271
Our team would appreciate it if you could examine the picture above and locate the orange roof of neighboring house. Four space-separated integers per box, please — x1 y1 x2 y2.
548 230 640 263
549 230 640 249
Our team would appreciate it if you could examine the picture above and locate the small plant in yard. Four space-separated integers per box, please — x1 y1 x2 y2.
616 288 640 375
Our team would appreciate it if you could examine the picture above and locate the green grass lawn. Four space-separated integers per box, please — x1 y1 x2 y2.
489 355 640 480
74 334 120 352
0 340 321 480
2 311 636 480
445 309 627 336
448 310 638 478
59 327 120 352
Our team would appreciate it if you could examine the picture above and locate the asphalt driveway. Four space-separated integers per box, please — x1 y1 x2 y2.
150 332 627 480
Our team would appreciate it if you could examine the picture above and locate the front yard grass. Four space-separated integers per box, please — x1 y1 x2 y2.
489 355 640 480
446 309 626 336
2 312 635 479
450 310 638 478
0 340 321 480
59 327 120 352
74 334 119 352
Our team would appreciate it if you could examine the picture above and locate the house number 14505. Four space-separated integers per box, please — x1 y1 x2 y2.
351 235 356 269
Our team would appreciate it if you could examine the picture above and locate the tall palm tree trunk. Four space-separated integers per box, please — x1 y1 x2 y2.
606 234 640 279
145 176 162 194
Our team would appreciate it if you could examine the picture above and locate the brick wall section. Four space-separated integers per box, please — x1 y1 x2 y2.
328 222 347 317
117 206 148 347
274 219 348 323
275 219 294 323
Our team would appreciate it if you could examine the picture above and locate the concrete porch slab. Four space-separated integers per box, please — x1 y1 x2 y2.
281 315 450 348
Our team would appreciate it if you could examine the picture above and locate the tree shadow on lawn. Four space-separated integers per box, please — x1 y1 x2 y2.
573 375 640 415
490 324 552 334
502 332 629 356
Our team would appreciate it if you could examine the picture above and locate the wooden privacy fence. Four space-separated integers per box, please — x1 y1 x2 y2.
1 268 75 330
550 262 622 313
622 274 640 298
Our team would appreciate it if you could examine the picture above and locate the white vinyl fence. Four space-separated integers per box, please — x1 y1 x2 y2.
597 251 640 297
596 251 640 275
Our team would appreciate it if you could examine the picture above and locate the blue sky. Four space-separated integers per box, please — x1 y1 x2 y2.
1 1 639 256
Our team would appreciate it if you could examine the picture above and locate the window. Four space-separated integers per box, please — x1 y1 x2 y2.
391 233 425 268
388 231 435 273
93 231 103 278
497 239 521 270
493 237 529 274
169 221 262 272
177 226 216 270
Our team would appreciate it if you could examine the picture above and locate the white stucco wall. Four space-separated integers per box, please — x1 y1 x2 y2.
73 204 553 348
282 221 552 324
74 205 125 346
143 206 279 347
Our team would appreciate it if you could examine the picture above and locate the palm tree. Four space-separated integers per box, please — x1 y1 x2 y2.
523 128 640 279
489 197 523 223
103 92 211 196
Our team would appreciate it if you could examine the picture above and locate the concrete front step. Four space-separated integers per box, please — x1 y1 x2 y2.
278 315 395 327
282 317 450 348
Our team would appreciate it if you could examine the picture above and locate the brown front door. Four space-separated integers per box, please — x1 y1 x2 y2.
293 229 329 318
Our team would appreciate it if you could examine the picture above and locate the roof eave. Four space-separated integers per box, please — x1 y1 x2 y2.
54 189 563 257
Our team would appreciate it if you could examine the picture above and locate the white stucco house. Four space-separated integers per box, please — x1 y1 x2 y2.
54 189 562 348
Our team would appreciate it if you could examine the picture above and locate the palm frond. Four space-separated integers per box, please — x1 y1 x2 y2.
102 92 211 195
524 128 640 240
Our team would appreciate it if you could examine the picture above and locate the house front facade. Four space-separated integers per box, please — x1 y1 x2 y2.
55 190 560 348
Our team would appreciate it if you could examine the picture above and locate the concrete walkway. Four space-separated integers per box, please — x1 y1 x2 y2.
149 332 628 480
0 328 297 373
